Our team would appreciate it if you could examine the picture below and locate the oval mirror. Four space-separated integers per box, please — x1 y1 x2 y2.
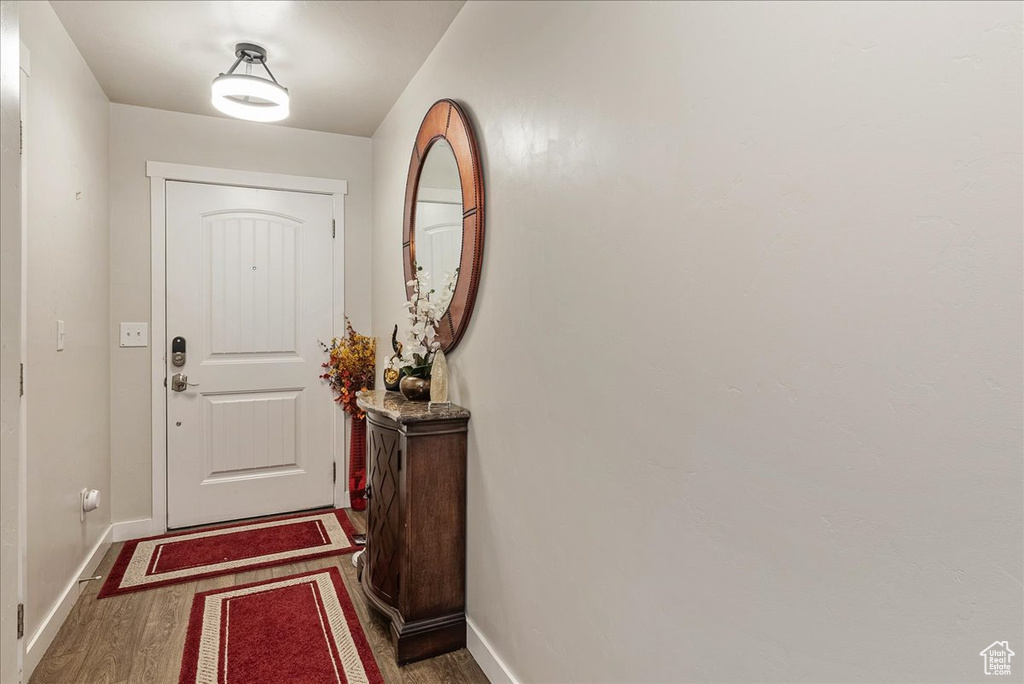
403 99 484 353
414 139 463 310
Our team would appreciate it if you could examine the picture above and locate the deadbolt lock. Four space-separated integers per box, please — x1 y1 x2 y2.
171 336 187 367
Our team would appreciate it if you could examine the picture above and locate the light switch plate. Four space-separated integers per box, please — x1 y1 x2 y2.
119 322 148 348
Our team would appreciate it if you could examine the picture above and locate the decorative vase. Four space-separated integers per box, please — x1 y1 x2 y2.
430 349 449 403
349 415 367 511
399 376 431 401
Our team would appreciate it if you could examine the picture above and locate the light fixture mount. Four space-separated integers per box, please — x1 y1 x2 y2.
234 43 268 64
211 42 290 123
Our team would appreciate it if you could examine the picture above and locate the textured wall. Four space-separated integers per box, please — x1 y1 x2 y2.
371 2 1023 681
21 0 111 645
108 104 373 524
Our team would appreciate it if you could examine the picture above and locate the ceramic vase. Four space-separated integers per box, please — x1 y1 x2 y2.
399 376 431 401
430 349 449 403
383 367 401 392
349 415 367 511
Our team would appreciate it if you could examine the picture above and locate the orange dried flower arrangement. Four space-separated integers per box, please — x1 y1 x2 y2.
320 319 376 419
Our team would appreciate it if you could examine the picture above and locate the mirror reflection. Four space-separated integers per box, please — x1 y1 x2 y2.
414 139 463 313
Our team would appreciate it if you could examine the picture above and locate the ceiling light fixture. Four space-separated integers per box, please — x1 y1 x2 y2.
211 43 289 123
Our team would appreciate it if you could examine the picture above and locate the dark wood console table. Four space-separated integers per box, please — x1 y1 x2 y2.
354 390 470 664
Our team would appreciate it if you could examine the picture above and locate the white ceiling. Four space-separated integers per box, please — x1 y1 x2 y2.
50 0 465 137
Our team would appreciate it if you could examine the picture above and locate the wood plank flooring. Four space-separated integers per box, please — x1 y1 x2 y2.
29 510 489 684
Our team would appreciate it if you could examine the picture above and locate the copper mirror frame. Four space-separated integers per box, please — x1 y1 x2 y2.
403 99 485 353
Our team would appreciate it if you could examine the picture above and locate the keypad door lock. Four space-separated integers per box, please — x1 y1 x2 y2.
171 336 186 367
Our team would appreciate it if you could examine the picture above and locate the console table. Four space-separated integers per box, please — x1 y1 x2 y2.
354 390 470 664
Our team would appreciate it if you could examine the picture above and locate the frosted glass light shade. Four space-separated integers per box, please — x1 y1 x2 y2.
211 74 289 122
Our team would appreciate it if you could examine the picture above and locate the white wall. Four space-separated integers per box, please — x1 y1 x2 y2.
371 2 1023 682
21 0 111 651
0 2 21 682
109 104 373 525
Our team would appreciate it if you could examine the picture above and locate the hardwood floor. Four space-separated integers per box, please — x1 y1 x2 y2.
29 510 489 684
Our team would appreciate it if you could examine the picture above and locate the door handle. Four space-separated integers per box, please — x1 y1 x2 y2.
170 373 200 392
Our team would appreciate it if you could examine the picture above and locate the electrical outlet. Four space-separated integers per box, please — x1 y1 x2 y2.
119 322 148 348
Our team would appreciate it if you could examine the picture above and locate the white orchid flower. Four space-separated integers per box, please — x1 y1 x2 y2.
396 266 462 371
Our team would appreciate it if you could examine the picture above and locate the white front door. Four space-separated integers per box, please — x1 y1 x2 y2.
415 200 463 284
166 181 336 529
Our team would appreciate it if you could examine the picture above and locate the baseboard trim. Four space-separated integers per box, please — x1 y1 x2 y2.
112 517 163 542
467 616 519 684
24 524 113 679
337 491 351 510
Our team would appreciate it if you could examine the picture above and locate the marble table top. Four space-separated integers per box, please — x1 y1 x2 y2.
356 390 470 424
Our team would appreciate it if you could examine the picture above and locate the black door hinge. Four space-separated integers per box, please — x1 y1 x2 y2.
19 363 24 397
332 219 336 239
332 462 337 483
16 603 24 639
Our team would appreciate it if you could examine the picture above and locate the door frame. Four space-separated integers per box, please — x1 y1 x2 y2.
18 43 29 681
147 161 348 535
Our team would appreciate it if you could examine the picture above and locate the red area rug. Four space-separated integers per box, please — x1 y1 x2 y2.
99 509 361 598
179 567 383 684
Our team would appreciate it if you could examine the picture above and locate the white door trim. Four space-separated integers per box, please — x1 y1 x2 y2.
147 162 348 536
15 39 29 684
146 162 348 196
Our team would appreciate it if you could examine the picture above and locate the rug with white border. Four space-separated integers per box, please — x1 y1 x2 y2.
178 566 383 684
99 509 361 598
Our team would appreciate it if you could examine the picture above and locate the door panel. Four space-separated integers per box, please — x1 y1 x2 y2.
166 182 335 528
203 390 301 475
207 213 299 355
366 419 401 606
